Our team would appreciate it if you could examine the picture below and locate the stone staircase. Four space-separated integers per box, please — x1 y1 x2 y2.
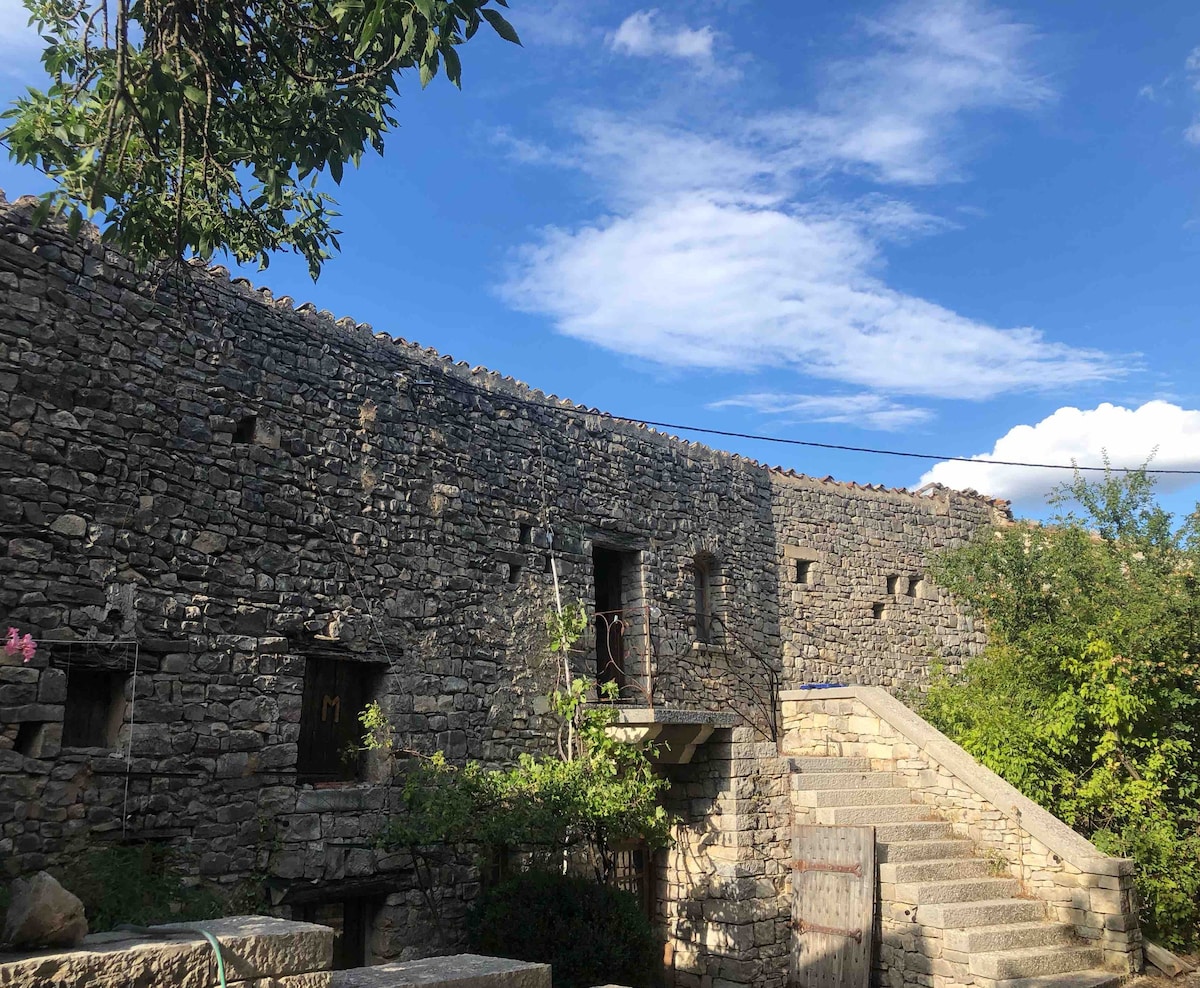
790 757 1122 988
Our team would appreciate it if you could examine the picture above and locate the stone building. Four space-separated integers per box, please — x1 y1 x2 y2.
1 194 1139 988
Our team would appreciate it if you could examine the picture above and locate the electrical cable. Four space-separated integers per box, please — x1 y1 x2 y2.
415 367 1200 477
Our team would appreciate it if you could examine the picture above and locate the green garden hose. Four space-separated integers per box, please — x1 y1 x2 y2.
114 924 227 988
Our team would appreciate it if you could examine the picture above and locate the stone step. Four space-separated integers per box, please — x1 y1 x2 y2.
879 857 992 884
815 803 934 825
788 756 874 773
918 898 1048 929
790 771 899 790
970 946 1105 981
876 838 976 863
984 969 1124 988
944 922 1076 954
873 821 955 843
893 877 1020 904
794 787 917 808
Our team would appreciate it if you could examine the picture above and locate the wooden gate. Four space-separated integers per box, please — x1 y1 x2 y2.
789 825 876 988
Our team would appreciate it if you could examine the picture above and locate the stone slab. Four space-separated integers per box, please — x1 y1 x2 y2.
0 915 333 988
329 954 550 988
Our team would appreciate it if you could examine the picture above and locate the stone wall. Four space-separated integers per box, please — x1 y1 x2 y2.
0 191 1004 977
657 728 792 988
780 687 1142 976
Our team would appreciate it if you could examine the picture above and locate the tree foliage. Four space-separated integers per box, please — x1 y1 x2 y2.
1 0 520 277
380 677 673 881
922 467 1200 948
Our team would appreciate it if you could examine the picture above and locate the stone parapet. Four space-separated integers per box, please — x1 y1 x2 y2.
0 915 334 987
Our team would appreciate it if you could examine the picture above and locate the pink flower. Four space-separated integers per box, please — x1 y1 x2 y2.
4 627 36 663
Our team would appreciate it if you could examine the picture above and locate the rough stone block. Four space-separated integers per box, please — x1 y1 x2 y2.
328 955 550 988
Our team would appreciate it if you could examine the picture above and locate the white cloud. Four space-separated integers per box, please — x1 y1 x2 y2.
918 401 1200 504
0 0 41 68
709 392 934 431
1186 46 1200 143
609 9 717 66
758 0 1053 184
501 0 1118 403
501 115 1122 399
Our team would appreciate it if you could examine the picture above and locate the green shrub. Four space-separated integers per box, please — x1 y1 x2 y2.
467 871 660 988
924 466 1200 949
49 844 256 932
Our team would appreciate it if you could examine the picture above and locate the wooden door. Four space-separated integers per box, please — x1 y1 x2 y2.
789 825 875 988
298 657 368 782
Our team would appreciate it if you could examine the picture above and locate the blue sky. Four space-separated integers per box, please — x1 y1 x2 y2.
2 0 1200 520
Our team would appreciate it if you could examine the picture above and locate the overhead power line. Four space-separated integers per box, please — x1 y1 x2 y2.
421 370 1200 476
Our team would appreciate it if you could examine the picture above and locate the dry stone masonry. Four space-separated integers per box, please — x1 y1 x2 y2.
0 190 1132 988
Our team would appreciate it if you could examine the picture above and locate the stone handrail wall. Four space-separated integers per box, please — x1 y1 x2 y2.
780 686 1142 972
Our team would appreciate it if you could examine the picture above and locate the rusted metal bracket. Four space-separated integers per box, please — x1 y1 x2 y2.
792 919 863 943
788 858 862 877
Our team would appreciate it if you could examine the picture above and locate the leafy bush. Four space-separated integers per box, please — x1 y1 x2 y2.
381 677 672 879
49 844 254 932
923 467 1200 949
468 870 660 988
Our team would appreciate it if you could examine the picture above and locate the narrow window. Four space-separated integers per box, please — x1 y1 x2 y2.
518 523 532 545
886 575 901 595
62 668 126 748
233 414 257 443
692 553 715 644
907 576 924 599
507 562 523 584
872 601 888 621
297 657 384 782
794 559 814 586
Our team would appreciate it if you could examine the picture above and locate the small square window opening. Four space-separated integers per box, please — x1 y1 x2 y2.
62 668 127 748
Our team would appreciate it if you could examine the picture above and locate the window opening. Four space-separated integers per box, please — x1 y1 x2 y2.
692 553 715 644
518 523 532 545
62 667 126 748
907 576 924 599
233 414 257 443
507 563 523 584
886 575 901 595
592 547 629 693
15 721 44 757
609 841 654 921
794 559 814 586
872 602 888 620
297 657 384 782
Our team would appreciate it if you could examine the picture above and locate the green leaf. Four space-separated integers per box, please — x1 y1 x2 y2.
418 50 439 87
480 7 520 45
442 45 462 87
